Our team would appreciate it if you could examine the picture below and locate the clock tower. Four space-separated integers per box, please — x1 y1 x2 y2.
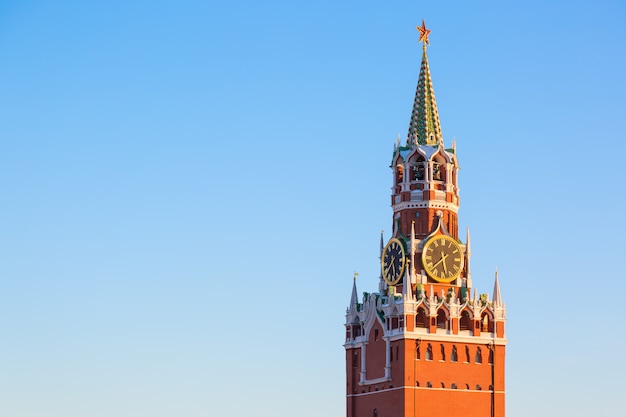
344 22 507 417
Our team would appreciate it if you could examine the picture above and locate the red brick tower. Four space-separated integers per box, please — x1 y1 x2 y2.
344 21 507 417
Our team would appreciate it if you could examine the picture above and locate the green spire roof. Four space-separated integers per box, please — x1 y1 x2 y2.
407 38 442 146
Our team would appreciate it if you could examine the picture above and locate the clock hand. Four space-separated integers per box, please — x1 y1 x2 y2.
431 254 445 269
385 256 396 274
441 251 449 275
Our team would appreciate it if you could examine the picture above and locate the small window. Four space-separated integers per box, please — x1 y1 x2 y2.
416 380 420 387
440 382 445 388
440 344 446 361
373 409 378 417
488 348 494 364
416 345 421 360
476 384 482 390
451 345 458 362
396 345 399 361
475 347 482 364
451 383 457 389
426 344 433 361
465 346 470 363
426 381 432 388
374 328 379 341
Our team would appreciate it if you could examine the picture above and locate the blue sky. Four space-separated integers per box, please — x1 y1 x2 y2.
1 1 625 416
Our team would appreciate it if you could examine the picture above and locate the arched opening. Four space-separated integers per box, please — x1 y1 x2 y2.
436 309 448 329
465 346 470 363
475 347 482 364
440 344 446 361
488 348 494 365
395 164 404 187
451 345 458 362
426 344 433 361
481 312 494 333
459 310 471 331
432 154 447 182
412 156 426 181
415 308 428 328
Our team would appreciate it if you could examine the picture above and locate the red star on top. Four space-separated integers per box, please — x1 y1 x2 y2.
417 20 431 45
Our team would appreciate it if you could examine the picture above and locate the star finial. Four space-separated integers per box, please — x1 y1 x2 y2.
417 20 431 45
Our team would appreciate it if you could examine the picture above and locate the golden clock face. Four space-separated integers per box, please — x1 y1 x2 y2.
421 235 463 283
382 238 407 285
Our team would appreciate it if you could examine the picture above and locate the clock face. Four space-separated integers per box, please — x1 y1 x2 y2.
421 235 463 283
382 238 407 285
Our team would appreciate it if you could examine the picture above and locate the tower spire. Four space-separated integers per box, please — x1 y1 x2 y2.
350 272 359 310
492 268 503 308
408 20 442 146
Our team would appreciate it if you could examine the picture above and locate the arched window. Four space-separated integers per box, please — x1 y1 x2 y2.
481 312 495 333
440 382 445 388
396 165 404 183
459 310 471 331
416 345 421 360
426 381 432 388
440 344 446 361
436 309 447 329
413 156 426 181
373 409 378 417
416 380 420 387
488 348 494 364
451 345 458 362
476 384 482 390
426 344 433 361
475 347 482 364
432 154 447 182
465 345 471 363
451 383 457 389
415 308 428 328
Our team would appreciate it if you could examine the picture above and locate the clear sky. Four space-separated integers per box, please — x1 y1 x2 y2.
1 1 625 416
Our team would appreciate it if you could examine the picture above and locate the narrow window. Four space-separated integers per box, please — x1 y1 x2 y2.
488 348 494 364
426 344 433 361
451 383 457 389
476 384 482 390
440 382 445 388
373 409 378 417
440 344 446 361
451 345 458 362
426 381 432 388
416 345 421 360
396 345 399 361
465 346 470 363
475 347 482 364
374 328 379 341
416 380 420 387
